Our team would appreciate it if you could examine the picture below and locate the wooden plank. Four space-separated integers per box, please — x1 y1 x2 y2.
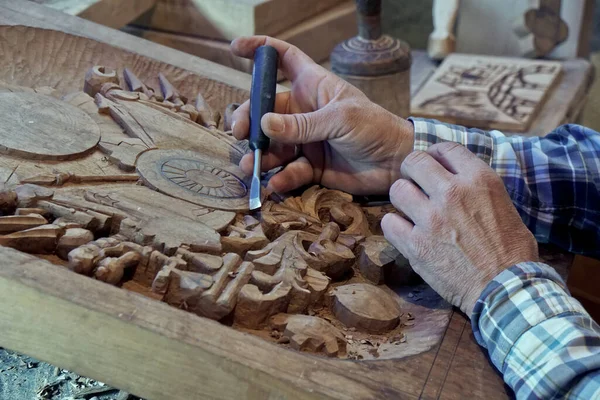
420 313 467 400
133 0 348 41
0 24 246 119
0 246 438 399
125 1 356 75
122 28 254 74
568 255 600 321
411 54 563 132
33 0 158 29
437 314 508 400
1 0 284 95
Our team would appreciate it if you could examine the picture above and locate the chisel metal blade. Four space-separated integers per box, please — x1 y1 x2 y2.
249 149 262 210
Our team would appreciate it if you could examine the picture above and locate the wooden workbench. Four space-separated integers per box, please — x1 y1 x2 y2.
0 2 583 399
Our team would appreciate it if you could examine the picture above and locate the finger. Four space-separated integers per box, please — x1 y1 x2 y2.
231 36 316 81
389 179 429 223
231 92 292 141
426 142 487 176
261 108 332 144
239 144 297 175
231 100 249 140
266 156 313 193
381 213 413 256
401 151 454 195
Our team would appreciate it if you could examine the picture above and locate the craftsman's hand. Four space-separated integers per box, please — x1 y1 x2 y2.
381 143 539 316
230 36 414 195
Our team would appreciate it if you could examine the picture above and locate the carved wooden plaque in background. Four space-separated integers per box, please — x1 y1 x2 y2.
411 53 562 131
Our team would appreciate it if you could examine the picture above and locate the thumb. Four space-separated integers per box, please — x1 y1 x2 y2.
261 110 331 144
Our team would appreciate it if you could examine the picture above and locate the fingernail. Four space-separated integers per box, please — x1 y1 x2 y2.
267 114 284 133
231 120 237 132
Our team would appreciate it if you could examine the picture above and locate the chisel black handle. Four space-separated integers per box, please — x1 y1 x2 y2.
249 45 279 152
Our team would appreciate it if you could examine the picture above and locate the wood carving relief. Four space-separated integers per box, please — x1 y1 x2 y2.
411 53 562 131
0 57 451 362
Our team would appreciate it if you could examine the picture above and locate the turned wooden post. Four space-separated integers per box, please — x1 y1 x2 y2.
330 0 411 117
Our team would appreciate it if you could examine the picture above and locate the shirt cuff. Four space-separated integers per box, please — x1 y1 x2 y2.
409 117 494 165
471 261 588 372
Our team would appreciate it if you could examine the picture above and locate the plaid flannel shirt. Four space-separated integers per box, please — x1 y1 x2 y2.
410 118 600 399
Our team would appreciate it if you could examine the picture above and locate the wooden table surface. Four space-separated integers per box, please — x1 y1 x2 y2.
0 3 586 399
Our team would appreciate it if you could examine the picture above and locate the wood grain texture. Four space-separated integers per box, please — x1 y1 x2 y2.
34 0 158 29
0 0 284 95
125 1 356 76
411 54 563 132
0 246 440 400
133 0 348 40
0 92 100 160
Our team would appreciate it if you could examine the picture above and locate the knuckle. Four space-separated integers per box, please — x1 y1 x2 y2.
433 141 464 156
440 182 465 203
294 114 311 143
423 210 444 230
389 179 412 199
403 150 429 168
411 234 432 260
470 167 497 186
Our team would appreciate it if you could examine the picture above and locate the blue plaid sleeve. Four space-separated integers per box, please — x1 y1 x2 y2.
409 118 600 399
410 118 600 257
472 262 600 400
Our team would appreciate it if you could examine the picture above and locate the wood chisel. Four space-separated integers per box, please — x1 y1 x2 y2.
248 45 278 211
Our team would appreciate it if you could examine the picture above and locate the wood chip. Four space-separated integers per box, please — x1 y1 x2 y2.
276 336 290 344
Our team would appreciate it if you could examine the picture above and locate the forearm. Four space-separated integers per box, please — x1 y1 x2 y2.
471 262 600 399
409 118 600 257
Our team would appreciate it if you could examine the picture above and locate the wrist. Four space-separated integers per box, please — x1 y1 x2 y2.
389 115 415 186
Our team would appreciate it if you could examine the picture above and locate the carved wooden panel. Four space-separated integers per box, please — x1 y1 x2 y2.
0 26 452 366
411 53 562 131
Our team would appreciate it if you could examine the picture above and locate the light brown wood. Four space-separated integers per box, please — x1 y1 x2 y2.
411 53 563 132
34 0 158 29
132 0 347 40
357 235 411 285
0 92 100 160
136 149 249 211
0 214 48 234
270 313 347 357
327 283 401 334
0 1 280 98
125 1 357 76
0 223 62 254
428 0 460 60
56 228 94 260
